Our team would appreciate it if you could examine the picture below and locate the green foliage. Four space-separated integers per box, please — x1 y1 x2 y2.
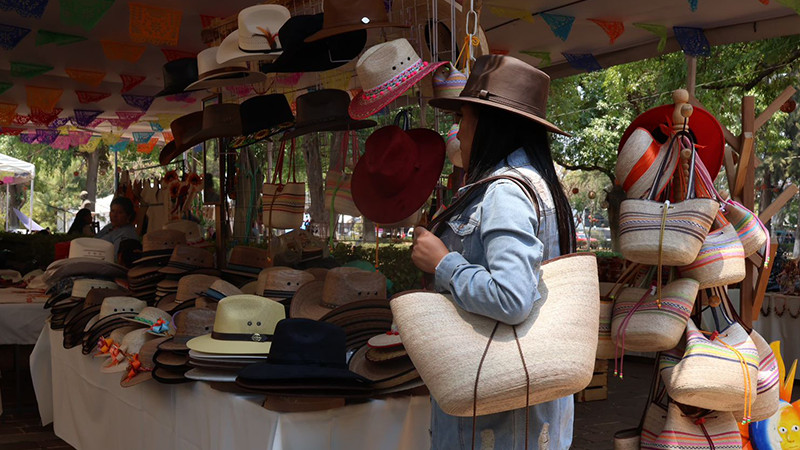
330 243 423 295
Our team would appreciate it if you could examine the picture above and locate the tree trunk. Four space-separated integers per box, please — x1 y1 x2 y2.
605 184 626 253
363 218 376 243
327 131 345 240
303 134 326 238
84 147 101 212
792 200 800 259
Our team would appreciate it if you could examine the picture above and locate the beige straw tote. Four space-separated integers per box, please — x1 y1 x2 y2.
390 252 599 417
650 402 742 449
660 320 758 412
618 131 718 266
597 282 617 360
678 214 746 289
734 328 780 423
638 402 668 450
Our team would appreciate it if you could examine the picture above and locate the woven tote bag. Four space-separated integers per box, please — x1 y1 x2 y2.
262 139 305 230
678 216 746 289
734 330 780 423
324 131 362 218
661 320 758 412
651 403 742 450
638 402 669 449
617 361 667 450
618 131 718 266
611 277 699 353
391 253 599 417
597 282 617 360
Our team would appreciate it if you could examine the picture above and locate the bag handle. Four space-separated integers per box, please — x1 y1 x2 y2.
647 130 697 201
288 138 297 184
394 109 411 131
271 139 287 185
602 262 643 302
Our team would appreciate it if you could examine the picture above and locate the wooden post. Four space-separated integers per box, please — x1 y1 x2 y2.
216 138 227 270
686 55 697 97
738 96 756 327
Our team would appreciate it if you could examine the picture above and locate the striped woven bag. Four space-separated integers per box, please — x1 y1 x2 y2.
597 282 617 360
262 139 305 230
678 213 746 289
734 329 780 423
650 402 743 450
324 131 362 218
619 131 718 267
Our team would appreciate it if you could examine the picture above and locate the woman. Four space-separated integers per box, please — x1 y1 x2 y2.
412 55 577 449
67 208 94 236
96 197 139 255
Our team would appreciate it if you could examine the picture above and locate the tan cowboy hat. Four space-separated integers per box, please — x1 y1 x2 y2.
186 294 285 355
290 267 386 320
216 5 290 65
132 229 187 265
185 47 267 91
223 246 272 278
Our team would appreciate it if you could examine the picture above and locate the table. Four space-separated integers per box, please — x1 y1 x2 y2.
753 292 800 380
30 326 432 450
0 288 48 345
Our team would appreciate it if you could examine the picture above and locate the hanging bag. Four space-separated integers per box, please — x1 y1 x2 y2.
600 263 645 363
324 131 362 218
651 402 742 449
391 175 599 417
618 130 719 266
262 139 305 230
678 211 746 289
615 358 668 450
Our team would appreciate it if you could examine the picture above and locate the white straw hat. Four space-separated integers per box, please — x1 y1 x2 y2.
185 47 267 91
217 5 290 65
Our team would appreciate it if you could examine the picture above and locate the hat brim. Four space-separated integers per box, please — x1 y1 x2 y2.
284 117 377 139
228 122 294 150
188 349 268 361
260 29 367 74
186 333 272 355
152 366 191 384
185 368 238 382
428 95 570 137
130 252 172 266
348 345 415 385
350 128 445 224
185 70 268 92
619 104 724 180
159 135 205 166
154 348 189 368
217 31 283 66
237 361 369 384
304 21 409 43
157 335 192 352
288 280 328 320
349 61 447 120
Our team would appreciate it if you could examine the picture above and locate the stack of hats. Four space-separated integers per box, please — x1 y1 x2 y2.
124 306 174 336
221 246 272 285
347 330 425 396
256 267 315 315
41 238 128 289
81 296 147 355
163 220 211 248
127 230 187 304
197 279 242 310
63 286 132 349
152 308 217 383
47 278 119 330
236 318 370 405
155 245 216 304
120 335 170 387
157 274 221 313
185 295 285 384
291 267 390 350
93 325 138 365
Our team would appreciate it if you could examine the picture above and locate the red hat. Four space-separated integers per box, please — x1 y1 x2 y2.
619 104 725 180
351 126 445 224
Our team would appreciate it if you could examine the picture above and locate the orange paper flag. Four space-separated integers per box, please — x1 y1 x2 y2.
101 40 146 63
26 85 63 111
65 68 106 86
129 3 183 46
588 19 625 44
0 103 18 126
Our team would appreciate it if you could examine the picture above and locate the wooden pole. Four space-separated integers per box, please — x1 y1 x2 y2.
739 96 756 327
686 55 697 97
216 138 227 270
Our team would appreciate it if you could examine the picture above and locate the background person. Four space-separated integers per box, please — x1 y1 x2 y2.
66 208 95 236
95 197 139 254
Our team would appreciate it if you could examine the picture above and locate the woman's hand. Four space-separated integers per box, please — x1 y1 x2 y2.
411 227 449 274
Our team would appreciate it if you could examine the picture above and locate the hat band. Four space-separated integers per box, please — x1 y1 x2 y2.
199 66 248 80
211 331 273 343
225 263 262 274
166 261 206 271
262 289 294 299
362 59 426 99
461 88 545 120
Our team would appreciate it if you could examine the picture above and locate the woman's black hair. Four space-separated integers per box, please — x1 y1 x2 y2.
110 197 135 224
465 104 576 255
67 208 93 234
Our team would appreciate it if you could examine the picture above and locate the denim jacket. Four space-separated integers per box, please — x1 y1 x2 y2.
430 148 573 450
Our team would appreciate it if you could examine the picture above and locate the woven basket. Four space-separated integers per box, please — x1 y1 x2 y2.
734 330 780 423
651 403 741 449
618 198 718 266
391 253 599 417
639 402 668 450
597 282 616 359
661 321 758 411
611 278 699 352
612 428 640 450
678 222 745 289
724 202 768 257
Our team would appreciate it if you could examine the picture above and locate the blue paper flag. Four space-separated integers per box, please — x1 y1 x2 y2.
541 13 574 41
132 131 154 143
562 53 603 72
0 24 31 50
674 27 711 57
110 138 130 152
149 121 163 132
688 0 698 11
0 0 49 18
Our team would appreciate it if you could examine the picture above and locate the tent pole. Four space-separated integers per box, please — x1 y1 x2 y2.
5 184 8 232
29 178 33 231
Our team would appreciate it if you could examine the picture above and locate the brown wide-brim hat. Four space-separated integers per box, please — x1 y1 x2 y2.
159 112 205 166
348 345 418 390
152 366 191 384
428 55 570 137
304 0 408 43
284 89 376 139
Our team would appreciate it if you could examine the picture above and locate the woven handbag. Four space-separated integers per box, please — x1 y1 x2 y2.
324 131 362 218
734 329 780 423
650 402 742 450
678 214 746 289
619 131 718 266
262 139 305 230
597 282 617 360
617 360 667 450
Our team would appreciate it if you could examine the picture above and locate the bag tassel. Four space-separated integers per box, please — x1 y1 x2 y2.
693 417 716 450
614 284 656 379
701 330 753 424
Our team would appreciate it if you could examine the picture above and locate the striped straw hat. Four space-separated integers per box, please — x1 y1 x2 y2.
615 127 678 199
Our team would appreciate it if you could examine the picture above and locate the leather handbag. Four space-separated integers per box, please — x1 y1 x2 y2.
618 131 718 266
324 131 362 218
391 175 599 417
678 213 746 289
262 139 305 230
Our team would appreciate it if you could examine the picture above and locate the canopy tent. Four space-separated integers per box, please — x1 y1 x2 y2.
0 153 35 231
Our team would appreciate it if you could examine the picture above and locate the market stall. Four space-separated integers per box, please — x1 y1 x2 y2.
0 153 35 232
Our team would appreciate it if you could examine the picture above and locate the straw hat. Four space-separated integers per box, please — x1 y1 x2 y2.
43 238 127 287
290 267 386 321
256 266 315 300
240 280 259 295
223 246 272 278
63 288 132 348
46 278 118 308
348 345 419 389
132 229 187 265
121 336 169 387
615 128 678 199
158 245 214 275
284 89 376 139
93 325 137 358
446 123 463 168
216 5 290 65
101 328 157 374
304 0 407 42
162 220 204 245
349 39 446 120
350 125 445 224
124 306 172 330
429 55 569 136
186 294 285 355
159 308 217 353
152 366 191 384
431 63 467 99
84 296 147 331
204 279 242 301
185 47 267 91
228 94 295 149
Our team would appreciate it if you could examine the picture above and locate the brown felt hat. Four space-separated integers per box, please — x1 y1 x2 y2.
223 246 272 278
284 89 376 139
304 0 408 42
158 307 217 352
428 55 569 136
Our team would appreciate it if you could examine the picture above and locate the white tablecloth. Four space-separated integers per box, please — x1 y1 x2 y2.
753 292 800 380
30 326 432 450
0 288 48 345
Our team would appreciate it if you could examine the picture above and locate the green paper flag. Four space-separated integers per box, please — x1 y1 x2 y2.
10 62 53 79
776 0 800 14
520 50 551 67
60 0 115 31
0 82 11 95
36 29 87 46
634 23 668 52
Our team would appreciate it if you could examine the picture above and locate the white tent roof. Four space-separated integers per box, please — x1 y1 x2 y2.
0 153 35 183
